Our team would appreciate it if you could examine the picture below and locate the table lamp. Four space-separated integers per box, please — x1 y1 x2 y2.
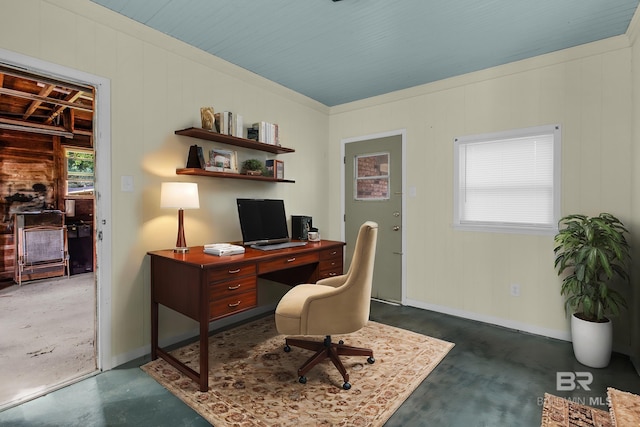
160 182 200 253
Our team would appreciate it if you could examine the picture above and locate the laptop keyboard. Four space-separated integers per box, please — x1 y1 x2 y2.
250 241 308 251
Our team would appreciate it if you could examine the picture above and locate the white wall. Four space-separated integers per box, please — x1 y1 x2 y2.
329 36 635 350
628 8 640 369
0 0 331 365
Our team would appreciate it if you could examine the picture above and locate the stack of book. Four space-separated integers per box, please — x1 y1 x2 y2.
214 111 243 138
203 243 245 256
249 121 279 145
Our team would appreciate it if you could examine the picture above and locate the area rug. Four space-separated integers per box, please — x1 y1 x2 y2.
141 317 454 426
608 388 640 427
540 393 613 427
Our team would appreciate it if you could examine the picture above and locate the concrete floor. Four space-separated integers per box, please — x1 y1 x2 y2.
0 274 96 409
0 302 638 427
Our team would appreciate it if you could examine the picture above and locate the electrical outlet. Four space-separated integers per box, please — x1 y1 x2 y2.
510 284 521 297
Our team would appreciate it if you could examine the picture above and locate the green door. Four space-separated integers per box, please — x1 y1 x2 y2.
344 134 403 303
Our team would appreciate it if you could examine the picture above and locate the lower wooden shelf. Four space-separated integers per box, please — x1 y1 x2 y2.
176 168 295 183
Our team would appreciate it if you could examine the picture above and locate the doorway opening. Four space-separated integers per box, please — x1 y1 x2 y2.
0 53 111 409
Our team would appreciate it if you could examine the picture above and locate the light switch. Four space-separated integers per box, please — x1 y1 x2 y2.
121 175 134 192
409 186 417 197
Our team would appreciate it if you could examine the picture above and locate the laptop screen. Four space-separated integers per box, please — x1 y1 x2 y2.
236 198 290 245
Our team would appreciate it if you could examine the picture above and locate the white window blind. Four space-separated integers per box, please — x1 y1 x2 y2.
454 125 561 234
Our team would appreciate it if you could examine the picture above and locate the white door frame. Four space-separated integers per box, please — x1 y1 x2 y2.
340 129 407 305
0 48 113 371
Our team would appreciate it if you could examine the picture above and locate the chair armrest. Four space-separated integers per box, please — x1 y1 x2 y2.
316 274 346 288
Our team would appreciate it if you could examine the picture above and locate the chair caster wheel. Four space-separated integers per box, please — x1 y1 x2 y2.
284 345 291 352
298 376 307 384
367 356 375 364
338 340 344 345
343 382 351 390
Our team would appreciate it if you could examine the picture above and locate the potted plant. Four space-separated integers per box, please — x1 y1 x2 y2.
241 159 264 176
553 213 631 368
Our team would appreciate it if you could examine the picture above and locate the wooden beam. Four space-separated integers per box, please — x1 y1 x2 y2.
0 87 93 112
45 90 82 125
0 117 74 138
23 84 55 120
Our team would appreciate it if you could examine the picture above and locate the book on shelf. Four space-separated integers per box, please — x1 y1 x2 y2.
212 111 243 137
251 121 279 145
203 243 245 256
214 111 231 135
234 114 243 138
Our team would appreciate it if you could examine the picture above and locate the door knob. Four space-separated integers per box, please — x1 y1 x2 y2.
393 211 400 217
392 225 400 231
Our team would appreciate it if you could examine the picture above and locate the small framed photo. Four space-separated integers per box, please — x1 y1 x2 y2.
206 149 238 173
275 160 284 180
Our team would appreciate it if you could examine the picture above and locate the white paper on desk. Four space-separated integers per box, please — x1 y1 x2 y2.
203 243 245 256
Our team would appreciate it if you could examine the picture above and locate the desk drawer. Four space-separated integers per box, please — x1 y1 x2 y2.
207 263 256 283
320 247 343 261
319 265 343 279
209 291 257 320
319 247 343 280
209 276 256 298
259 251 319 274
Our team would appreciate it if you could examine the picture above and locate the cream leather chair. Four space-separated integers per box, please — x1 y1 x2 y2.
275 221 378 390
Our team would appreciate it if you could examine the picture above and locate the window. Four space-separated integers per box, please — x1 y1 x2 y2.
453 125 561 234
65 148 95 196
354 153 390 200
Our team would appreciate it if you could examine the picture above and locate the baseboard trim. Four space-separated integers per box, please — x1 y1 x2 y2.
404 298 572 342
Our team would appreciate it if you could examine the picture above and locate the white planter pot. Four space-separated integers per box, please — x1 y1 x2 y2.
570 313 612 368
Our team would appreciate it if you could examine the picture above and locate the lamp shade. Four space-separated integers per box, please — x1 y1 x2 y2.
160 182 200 209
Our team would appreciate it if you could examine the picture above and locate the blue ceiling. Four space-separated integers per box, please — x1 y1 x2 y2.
90 0 639 107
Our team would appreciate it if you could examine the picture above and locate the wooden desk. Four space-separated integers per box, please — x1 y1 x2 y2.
147 240 344 391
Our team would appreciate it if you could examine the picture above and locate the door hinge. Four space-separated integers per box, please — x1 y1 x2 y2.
98 230 103 241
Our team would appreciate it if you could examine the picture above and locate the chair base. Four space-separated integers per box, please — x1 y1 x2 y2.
284 335 375 390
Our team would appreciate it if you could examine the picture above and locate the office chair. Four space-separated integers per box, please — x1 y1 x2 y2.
275 221 378 390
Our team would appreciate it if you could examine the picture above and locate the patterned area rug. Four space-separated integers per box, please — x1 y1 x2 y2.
608 388 640 427
541 393 613 427
142 317 454 426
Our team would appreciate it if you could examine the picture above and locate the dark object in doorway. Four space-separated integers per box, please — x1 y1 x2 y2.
67 223 93 275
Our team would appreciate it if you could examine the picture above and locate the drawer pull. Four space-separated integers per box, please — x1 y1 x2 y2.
228 268 241 274
329 272 338 276
330 251 337 255
287 257 296 263
228 300 242 307
227 284 241 290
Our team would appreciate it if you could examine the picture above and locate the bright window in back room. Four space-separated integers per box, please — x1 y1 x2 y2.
65 148 95 196
453 125 561 234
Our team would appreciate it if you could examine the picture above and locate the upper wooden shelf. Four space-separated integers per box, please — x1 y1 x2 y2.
176 168 295 183
174 127 295 154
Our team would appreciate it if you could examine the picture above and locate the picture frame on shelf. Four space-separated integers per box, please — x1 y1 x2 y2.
275 160 284 180
206 149 238 173
265 159 284 179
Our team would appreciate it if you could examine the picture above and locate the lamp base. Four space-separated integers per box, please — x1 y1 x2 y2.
173 247 189 254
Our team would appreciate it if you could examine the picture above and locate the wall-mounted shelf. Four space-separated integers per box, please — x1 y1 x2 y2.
176 168 295 183
175 127 295 154
174 127 295 183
